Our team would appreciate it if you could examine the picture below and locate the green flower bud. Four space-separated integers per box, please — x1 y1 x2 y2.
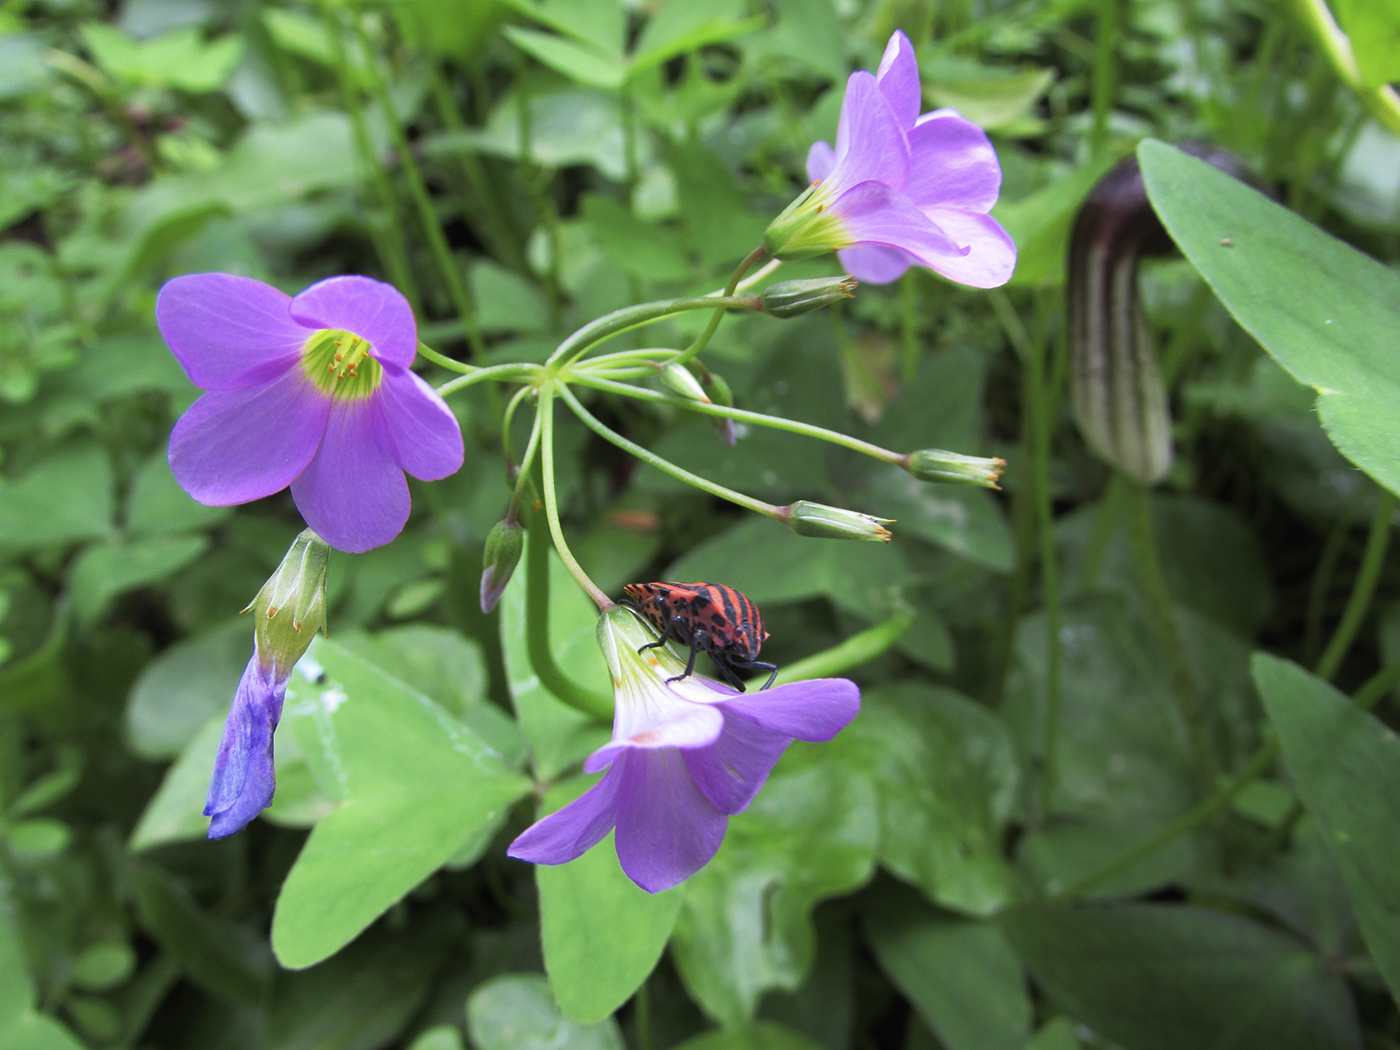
658 363 710 403
480 518 524 613
781 501 893 541
760 276 857 318
762 185 848 261
700 371 734 409
903 449 1005 489
244 529 330 674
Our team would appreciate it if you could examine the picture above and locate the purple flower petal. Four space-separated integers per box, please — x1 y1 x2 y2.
157 274 311 391
684 713 791 815
289 276 417 370
832 180 965 259
585 697 724 773
918 208 1018 288
719 678 861 742
837 244 916 284
290 399 410 553
169 368 329 505
205 653 287 838
507 768 622 865
875 30 921 129
613 750 728 893
372 369 465 481
905 112 1003 213
806 140 836 183
828 73 910 197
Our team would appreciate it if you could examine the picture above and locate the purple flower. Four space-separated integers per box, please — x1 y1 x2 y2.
206 652 288 838
156 273 464 553
206 528 329 838
763 30 1015 288
508 607 860 892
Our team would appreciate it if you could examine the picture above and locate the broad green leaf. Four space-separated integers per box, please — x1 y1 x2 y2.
862 473 1014 571
126 453 231 536
672 743 878 1025
1139 139 1400 498
471 260 550 335
79 24 244 92
128 716 223 850
1334 0 1400 88
1001 902 1362 1050
467 974 624 1050
501 0 624 57
866 887 1029 1050
630 5 762 75
672 1022 826 1050
499 535 610 780
70 942 136 992
0 896 86 1050
845 684 1020 915
995 152 1122 286
273 639 531 968
0 441 114 550
130 863 270 1004
408 1025 466 1050
125 619 249 759
68 534 208 629
581 193 692 282
504 28 625 89
535 779 682 1023
1253 653 1400 1005
924 62 1055 132
669 141 770 270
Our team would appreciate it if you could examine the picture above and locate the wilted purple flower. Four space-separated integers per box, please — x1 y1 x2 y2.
508 606 860 892
207 529 328 838
157 273 464 553
763 30 1015 288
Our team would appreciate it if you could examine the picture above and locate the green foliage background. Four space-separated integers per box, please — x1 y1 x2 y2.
3 0 1400 1048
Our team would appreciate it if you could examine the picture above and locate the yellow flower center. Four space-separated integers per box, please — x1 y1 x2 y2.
301 328 383 400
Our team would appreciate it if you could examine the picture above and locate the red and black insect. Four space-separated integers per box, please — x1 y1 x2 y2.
622 581 777 692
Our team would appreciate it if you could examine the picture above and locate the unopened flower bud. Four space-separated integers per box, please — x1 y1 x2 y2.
760 276 857 318
903 449 1005 489
658 363 710 403
780 501 893 541
244 529 330 674
763 186 845 261
480 518 524 613
699 371 737 445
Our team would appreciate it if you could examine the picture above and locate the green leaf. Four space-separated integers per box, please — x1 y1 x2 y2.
128 716 222 850
130 863 270 1004
671 1022 827 1050
0 441 114 550
866 886 1030 1050
1001 901 1362 1050
125 619 249 760
0 895 85 1050
501 0 624 57
1138 138 1400 497
466 974 624 1050
630 5 762 75
534 778 682 1023
1334 0 1400 89
272 639 531 969
80 24 244 92
923 63 1055 132
863 474 1013 571
995 152 1122 287
581 193 693 282
844 684 1020 915
504 27 625 89
126 453 231 536
671 743 877 1024
1253 653 1400 1005
68 534 209 629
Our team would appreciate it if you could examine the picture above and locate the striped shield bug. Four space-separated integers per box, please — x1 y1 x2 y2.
621 581 777 692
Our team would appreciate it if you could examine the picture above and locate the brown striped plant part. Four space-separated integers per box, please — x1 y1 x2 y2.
1067 144 1253 483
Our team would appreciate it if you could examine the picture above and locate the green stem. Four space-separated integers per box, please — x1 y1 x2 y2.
537 384 612 610
773 613 914 686
555 384 785 519
1315 487 1396 682
318 3 418 305
1354 660 1400 712
899 274 920 384
506 399 544 520
561 373 906 465
666 246 770 369
1031 304 1064 819
523 490 613 721
1124 480 1220 801
351 12 485 358
545 296 762 370
435 364 540 398
1090 0 1119 156
1292 0 1400 135
416 341 475 375
1303 491 1360 664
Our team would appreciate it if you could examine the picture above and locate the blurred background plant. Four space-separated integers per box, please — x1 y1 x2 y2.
3 0 1400 1048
